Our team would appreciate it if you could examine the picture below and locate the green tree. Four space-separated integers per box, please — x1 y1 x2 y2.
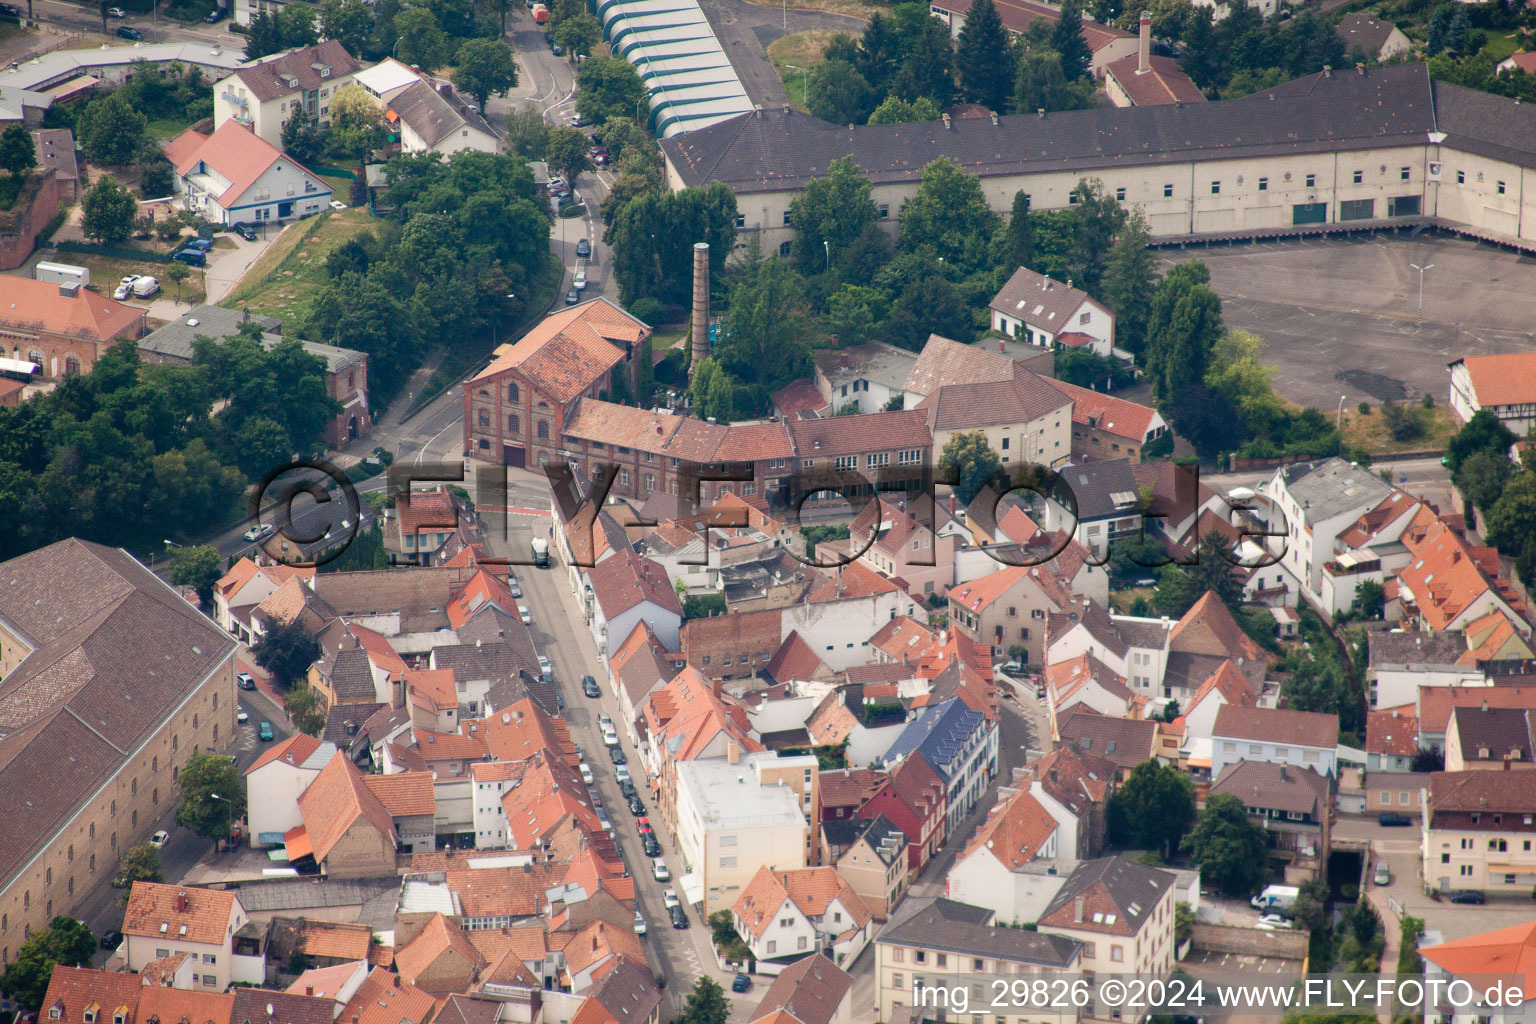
807 60 876 126
504 103 551 159
452 37 518 111
1289 878 1329 933
252 616 322 688
0 123 36 177
330 84 386 178
245 8 284 58
998 190 1034 272
1052 0 1093 81
276 2 319 47
939 430 1004 505
956 0 1014 111
1453 448 1512 515
679 976 730 1024
712 256 814 411
788 155 880 276
1069 177 1126 294
826 284 891 346
1447 408 1517 474
1013 48 1095 114
76 92 148 165
113 842 163 901
867 94 941 123
609 182 736 307
1180 7 1221 90
576 56 646 125
280 105 325 166
1107 760 1196 858
1486 470 1536 555
176 751 245 843
1180 792 1267 896
1351 579 1386 620
285 682 327 736
899 156 1000 272
895 15 957 107
164 260 191 303
138 145 176 199
168 543 223 608
856 12 901 93
0 917 97 1010
546 124 594 184
394 7 452 70
1146 259 1223 405
1152 532 1245 617
81 177 136 244
1204 329 1286 437
554 11 602 57
1102 207 1157 358
321 0 374 55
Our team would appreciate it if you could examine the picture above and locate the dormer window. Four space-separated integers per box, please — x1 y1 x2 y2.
49 1006 63 1021
84 1003 99 1023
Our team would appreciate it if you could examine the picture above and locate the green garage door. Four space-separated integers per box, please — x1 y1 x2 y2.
1293 202 1327 225
1340 199 1375 221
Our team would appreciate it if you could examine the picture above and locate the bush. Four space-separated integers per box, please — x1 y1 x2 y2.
1357 402 1370 415
628 297 666 324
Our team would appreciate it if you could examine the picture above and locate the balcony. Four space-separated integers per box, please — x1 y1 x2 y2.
219 91 247 107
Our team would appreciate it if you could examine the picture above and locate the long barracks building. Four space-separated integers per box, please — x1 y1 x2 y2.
659 64 1536 253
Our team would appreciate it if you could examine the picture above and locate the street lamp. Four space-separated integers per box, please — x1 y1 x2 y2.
1409 262 1434 319
1336 394 1347 454
823 239 830 271
783 65 809 111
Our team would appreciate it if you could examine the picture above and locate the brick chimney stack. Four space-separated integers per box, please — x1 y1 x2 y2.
1138 12 1151 74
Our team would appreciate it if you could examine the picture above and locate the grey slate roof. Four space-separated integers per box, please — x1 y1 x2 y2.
1449 706 1534 762
750 954 853 1024
139 304 365 372
1336 13 1400 56
590 958 663 1024
990 267 1099 331
1058 458 1141 522
877 897 1081 968
1056 709 1157 769
1369 630 1468 668
661 65 1440 195
389 79 498 148
31 129 78 186
1211 760 1329 817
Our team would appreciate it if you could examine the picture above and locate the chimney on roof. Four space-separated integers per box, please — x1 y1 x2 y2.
989 110 998 125
998 338 1005 353
1323 65 1331 77
1037 108 1045 118
1357 62 1365 74
175 892 190 912
754 104 763 118
942 113 951 130
1138 12 1151 74
690 243 710 374
1506 756 1513 770
305 987 314 998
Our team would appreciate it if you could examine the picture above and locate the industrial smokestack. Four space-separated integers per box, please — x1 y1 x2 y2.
691 243 710 370
1138 12 1151 74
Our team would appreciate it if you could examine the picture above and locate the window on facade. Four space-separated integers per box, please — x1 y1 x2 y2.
767 941 777 954
508 415 519 434
1258 177 1268 191
1115 187 1125 202
507 382 519 402
878 203 889 218
1498 181 1508 194
478 411 489 428
1068 192 1078 205
1352 170 1363 184
1305 174 1316 188
1163 184 1173 197
1457 170 1466 184
735 214 745 228
779 242 792 257
1210 181 1220 194
1401 167 1411 180
537 421 549 439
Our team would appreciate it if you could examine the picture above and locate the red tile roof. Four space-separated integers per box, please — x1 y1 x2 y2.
247 733 327 774
362 771 437 817
4 277 144 344
1453 352 1536 411
1212 705 1338 748
297 753 398 861
1050 380 1164 442
164 120 323 207
1421 920 1536 995
959 786 1059 870
339 966 436 1024
394 914 487 991
587 549 683 619
122 882 238 947
770 379 830 417
1399 506 1528 630
481 697 578 766
471 299 644 405
787 409 931 458
1366 708 1419 757
1104 53 1207 106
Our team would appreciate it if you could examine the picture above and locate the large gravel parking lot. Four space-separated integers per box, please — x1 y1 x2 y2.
1161 233 1536 411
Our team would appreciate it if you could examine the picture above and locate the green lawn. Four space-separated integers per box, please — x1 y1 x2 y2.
69 252 207 306
220 208 376 323
1480 30 1524 63
766 31 840 114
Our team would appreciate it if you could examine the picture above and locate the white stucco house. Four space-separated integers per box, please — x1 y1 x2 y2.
353 58 502 157
244 734 337 846
164 119 331 225
583 549 683 655
989 266 1115 356
212 40 361 146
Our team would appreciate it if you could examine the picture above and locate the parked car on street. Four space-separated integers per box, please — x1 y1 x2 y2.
1373 861 1391 886
573 270 587 290
231 223 258 241
582 675 601 697
627 794 644 814
642 835 661 857
576 238 591 258
609 745 626 765
107 6 126 15
257 721 274 741
149 830 169 848
565 288 580 305
662 889 680 909
633 912 646 935
1449 890 1486 904
236 709 248 723
115 25 141 38
243 523 274 542
237 672 256 690
732 974 751 992
184 237 213 252
172 248 206 266
669 904 687 928
1379 812 1413 827
653 860 670 882
99 929 123 950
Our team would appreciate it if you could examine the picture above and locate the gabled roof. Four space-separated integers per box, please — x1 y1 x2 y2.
819 767 888 812
748 954 853 1024
587 548 683 620
609 620 677 706
876 897 1080 967
247 733 332 775
1025 746 1115 815
1450 352 1536 411
870 616 937 664
787 408 932 457
1212 705 1338 749
643 666 761 763
1368 629 1468 668
1399 505 1529 630
338 966 436 1024
122 883 238 946
1056 458 1141 522
734 867 872 940
362 771 437 817
1419 686 1536 735
989 266 1101 330
1104 53 1207 106
165 120 326 207
563 919 646 976
1187 658 1257 714
766 631 829 683
1449 705 1534 763
297 752 398 861
42 967 143 1024
949 565 1030 613
884 698 988 784
1056 709 1157 770
959 786 1059 871
387 77 498 148
471 298 645 404
1051 380 1164 443
1429 768 1536 814
231 39 359 102
904 334 1015 397
1040 857 1175 936
583 957 662 1024
501 751 602 848
481 697 578 766
931 0 1130 50
394 913 487 991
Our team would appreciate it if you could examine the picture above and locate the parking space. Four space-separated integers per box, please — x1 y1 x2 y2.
1175 232 1536 410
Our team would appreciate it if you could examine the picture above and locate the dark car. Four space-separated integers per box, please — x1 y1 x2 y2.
576 238 591 258
732 974 751 993
670 905 688 929
642 835 661 857
1378 812 1413 827
99 929 123 950
230 222 258 241
582 675 601 698
609 744 626 765
628 794 645 814
116 25 142 38
172 248 206 266
550 41 563 55
184 237 214 252
1449 890 1486 904
565 288 580 306
618 778 637 800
